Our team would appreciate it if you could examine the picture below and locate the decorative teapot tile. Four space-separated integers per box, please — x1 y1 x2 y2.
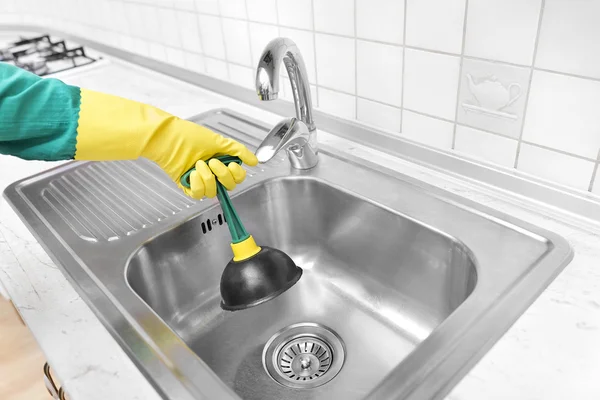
458 59 531 138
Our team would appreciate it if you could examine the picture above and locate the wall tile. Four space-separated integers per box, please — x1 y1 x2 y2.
593 170 600 195
277 0 312 30
317 87 356 120
194 0 219 15
138 5 163 43
177 10 203 53
130 38 150 57
108 1 130 35
249 23 279 66
357 98 402 133
247 0 278 24
205 57 229 80
222 18 252 66
405 0 466 54
315 34 355 93
518 144 595 190
279 28 316 84
457 58 530 138
184 52 206 73
401 110 454 149
158 8 182 48
356 0 404 45
165 47 186 66
522 71 600 159
198 14 226 59
148 42 167 61
454 126 518 167
123 3 145 38
218 0 247 19
173 0 195 11
357 40 403 107
464 0 542 65
314 0 354 36
229 64 255 89
404 49 460 120
536 0 600 79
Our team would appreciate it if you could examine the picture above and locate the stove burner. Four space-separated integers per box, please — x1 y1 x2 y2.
1 33 97 76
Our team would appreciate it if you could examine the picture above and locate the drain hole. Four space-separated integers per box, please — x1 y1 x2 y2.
201 222 207 234
218 214 223 225
263 323 345 389
206 219 212 231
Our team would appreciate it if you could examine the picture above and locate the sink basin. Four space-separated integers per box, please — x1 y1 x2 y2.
127 178 477 399
4 109 572 400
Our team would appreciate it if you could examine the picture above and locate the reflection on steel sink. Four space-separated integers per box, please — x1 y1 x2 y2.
4 109 572 400
127 178 477 400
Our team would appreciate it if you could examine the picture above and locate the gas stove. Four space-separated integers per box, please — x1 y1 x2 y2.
0 34 99 76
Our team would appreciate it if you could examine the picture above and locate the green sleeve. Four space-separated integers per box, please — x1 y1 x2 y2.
0 62 81 161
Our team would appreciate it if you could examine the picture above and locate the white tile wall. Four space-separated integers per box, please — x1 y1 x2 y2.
277 0 312 30
536 0 600 79
357 99 402 133
246 0 278 24
522 71 600 159
228 64 255 89
13 0 600 193
518 144 595 190
222 18 252 66
356 0 405 45
197 14 226 59
454 126 518 167
405 0 466 54
315 34 355 93
593 171 600 195
194 0 219 15
205 57 229 80
219 0 247 19
401 110 454 149
357 41 403 107
404 49 461 120
177 11 203 53
318 87 356 120
313 0 354 36
464 0 542 65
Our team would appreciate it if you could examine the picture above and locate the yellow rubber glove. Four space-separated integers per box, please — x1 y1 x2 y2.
74 89 257 199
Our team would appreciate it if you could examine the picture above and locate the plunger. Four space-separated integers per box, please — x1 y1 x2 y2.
181 155 302 311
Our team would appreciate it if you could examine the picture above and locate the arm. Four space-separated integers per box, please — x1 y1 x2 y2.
0 63 257 199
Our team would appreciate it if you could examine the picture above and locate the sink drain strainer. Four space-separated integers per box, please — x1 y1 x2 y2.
263 323 345 389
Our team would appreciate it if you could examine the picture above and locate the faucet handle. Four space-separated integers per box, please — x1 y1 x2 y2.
256 117 318 169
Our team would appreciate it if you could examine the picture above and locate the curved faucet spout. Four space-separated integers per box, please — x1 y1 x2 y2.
255 37 318 169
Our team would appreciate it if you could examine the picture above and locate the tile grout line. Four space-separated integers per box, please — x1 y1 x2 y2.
243 0 252 72
513 0 545 170
399 0 408 134
354 0 358 121
215 0 231 80
91 6 600 84
588 149 600 192
191 0 209 73
310 0 320 109
451 0 470 150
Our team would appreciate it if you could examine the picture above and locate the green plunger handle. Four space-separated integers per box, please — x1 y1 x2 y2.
180 156 250 244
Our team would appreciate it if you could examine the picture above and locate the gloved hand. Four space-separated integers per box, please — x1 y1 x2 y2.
74 89 258 199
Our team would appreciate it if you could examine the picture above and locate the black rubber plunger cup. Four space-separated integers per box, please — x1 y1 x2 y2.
180 155 302 311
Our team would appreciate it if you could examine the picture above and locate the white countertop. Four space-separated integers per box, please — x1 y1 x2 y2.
1 55 600 400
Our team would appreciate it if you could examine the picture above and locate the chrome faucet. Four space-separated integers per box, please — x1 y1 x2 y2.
254 38 319 170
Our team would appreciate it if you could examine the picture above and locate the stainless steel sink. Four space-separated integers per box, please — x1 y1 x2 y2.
4 109 572 400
